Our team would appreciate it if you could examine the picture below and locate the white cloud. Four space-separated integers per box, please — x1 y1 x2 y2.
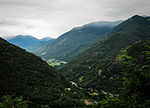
0 0 150 39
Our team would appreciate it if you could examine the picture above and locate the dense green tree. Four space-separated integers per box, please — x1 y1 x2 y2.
118 42 150 107
0 95 28 108
0 37 69 106
92 41 150 108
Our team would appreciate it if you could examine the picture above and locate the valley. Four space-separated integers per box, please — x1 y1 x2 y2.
1 15 150 108
43 58 67 68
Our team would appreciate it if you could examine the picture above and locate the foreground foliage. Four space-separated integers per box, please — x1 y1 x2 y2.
0 95 28 108
0 37 69 106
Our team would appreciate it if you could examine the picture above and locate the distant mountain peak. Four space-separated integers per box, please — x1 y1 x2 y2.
83 20 123 27
40 37 54 41
8 35 55 52
131 15 146 20
14 35 38 39
132 14 141 17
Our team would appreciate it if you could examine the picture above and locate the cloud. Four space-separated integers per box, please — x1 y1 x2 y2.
0 18 20 26
0 0 150 39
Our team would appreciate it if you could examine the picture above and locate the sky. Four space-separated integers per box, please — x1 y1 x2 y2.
0 0 150 39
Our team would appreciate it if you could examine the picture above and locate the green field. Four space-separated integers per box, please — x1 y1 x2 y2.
48 62 61 67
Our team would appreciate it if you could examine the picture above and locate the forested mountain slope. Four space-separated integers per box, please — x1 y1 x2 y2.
61 15 150 92
93 41 150 108
35 21 122 61
0 37 68 106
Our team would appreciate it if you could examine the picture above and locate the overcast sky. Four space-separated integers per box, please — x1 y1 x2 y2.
0 0 150 39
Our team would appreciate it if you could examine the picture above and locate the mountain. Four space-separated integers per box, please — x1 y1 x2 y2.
93 41 150 107
0 37 69 106
61 15 150 92
8 35 54 52
40 37 54 41
34 20 122 61
27 39 55 52
8 35 39 49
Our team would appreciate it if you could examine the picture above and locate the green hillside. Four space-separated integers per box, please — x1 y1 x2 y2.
0 37 69 106
35 21 122 61
61 15 150 92
93 41 150 107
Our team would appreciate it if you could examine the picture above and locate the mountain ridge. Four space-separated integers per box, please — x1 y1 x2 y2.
61 15 150 91
8 35 54 52
35 20 122 61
